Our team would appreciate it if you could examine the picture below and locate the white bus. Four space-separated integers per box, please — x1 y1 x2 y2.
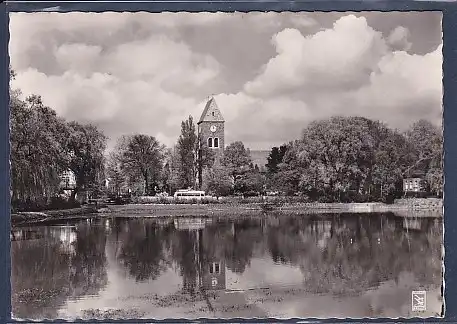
173 189 206 200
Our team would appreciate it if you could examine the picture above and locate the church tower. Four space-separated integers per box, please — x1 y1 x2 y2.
197 97 225 163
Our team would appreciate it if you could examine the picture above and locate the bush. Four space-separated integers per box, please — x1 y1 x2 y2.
11 196 81 212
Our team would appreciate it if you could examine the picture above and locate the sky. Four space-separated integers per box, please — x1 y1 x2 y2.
9 11 443 151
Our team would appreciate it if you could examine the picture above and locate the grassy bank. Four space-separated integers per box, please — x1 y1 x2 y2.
11 206 99 227
11 198 443 227
104 200 442 217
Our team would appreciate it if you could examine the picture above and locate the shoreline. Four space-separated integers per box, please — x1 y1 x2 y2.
10 199 443 227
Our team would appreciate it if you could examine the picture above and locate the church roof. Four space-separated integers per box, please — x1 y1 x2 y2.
198 97 225 124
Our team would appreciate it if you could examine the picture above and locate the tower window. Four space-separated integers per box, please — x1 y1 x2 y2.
212 111 215 117
208 137 213 148
209 262 221 274
214 137 219 148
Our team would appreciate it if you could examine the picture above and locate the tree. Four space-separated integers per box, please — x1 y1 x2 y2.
10 94 69 205
176 116 198 189
266 145 288 174
234 167 265 195
293 117 415 202
165 146 186 193
202 166 233 197
371 130 416 200
66 122 107 201
221 141 252 185
404 120 443 196
159 148 173 195
270 142 302 195
196 132 215 189
426 167 443 197
106 151 125 196
405 120 442 173
174 116 215 191
115 134 164 195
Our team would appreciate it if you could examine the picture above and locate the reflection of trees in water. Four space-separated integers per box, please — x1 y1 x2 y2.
169 230 199 294
275 214 443 294
267 216 313 264
113 219 204 294
116 220 172 282
69 225 109 297
110 214 441 298
222 220 264 273
11 224 108 319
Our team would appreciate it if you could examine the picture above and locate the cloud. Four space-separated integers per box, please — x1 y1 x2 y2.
290 15 318 28
11 27 222 149
10 12 442 151
245 15 389 97
352 44 443 128
387 26 412 51
239 15 441 141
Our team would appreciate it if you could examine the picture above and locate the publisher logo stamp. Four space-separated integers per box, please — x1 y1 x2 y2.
412 291 426 312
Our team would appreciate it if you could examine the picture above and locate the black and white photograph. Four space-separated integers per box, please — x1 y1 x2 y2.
9 11 443 320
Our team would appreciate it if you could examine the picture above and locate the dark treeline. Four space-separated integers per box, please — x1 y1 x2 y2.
106 116 442 203
10 69 443 209
265 117 443 203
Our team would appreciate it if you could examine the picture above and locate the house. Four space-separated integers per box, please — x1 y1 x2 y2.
60 169 76 190
403 177 428 193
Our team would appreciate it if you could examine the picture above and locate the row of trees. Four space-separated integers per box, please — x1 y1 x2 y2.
264 117 443 202
106 114 264 197
106 116 216 196
10 71 107 210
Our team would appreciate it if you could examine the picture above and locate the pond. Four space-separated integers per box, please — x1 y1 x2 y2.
11 212 443 320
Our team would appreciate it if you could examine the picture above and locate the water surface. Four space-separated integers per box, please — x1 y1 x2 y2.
11 212 443 319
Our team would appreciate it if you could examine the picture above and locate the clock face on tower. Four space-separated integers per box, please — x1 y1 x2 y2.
210 125 217 133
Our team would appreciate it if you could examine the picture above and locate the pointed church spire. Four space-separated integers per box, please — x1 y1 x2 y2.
198 96 224 124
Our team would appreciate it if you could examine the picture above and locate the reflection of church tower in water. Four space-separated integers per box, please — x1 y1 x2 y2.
196 229 226 291
197 97 225 164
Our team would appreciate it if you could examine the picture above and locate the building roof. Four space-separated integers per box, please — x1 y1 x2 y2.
198 97 225 124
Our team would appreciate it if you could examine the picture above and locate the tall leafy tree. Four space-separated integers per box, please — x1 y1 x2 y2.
266 145 288 174
176 116 198 189
270 141 302 195
106 151 125 196
66 122 107 200
405 120 443 196
115 134 164 195
405 120 442 173
10 94 68 204
202 166 233 197
196 132 215 189
234 166 265 195
221 141 252 184
174 116 214 190
293 117 415 201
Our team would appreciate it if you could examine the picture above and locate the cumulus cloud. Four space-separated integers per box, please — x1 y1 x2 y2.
245 15 389 96
11 25 221 149
9 12 442 151
387 26 412 51
240 14 442 140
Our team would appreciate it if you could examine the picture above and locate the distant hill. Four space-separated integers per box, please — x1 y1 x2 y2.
249 150 270 171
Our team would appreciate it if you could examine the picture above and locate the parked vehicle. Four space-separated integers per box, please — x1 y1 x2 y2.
174 189 206 200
